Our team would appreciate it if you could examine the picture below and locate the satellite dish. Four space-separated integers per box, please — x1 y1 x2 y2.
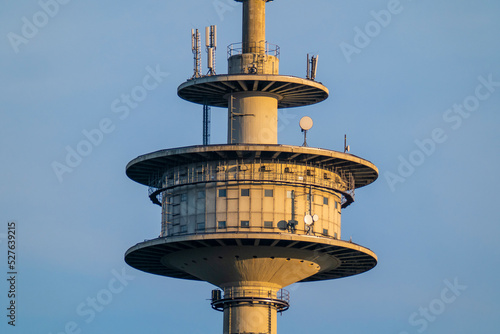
277 220 288 230
312 214 319 222
304 214 313 226
299 116 313 131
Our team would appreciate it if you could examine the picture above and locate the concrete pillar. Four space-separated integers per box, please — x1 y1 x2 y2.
242 0 266 54
227 92 279 144
222 283 280 334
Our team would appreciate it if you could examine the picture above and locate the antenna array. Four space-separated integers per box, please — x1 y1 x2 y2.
191 29 202 78
306 54 319 81
206 25 217 75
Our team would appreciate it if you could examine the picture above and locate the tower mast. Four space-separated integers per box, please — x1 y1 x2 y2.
125 1 378 333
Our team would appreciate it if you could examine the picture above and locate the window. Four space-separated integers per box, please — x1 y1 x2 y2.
172 194 180 204
323 197 328 205
197 191 205 199
196 222 205 231
323 229 328 235
240 220 250 228
306 169 314 176
334 232 338 239
218 189 227 197
286 190 294 199
218 221 226 229
180 225 188 233
307 194 314 202
335 201 338 209
241 189 250 197
181 193 187 202
264 221 273 228
264 189 273 197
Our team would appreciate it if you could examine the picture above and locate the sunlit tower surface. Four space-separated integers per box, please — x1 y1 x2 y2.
125 1 378 333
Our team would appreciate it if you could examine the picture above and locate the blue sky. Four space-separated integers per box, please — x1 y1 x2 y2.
1 0 499 333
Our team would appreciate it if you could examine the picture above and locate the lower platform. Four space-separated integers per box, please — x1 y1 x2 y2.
125 232 377 286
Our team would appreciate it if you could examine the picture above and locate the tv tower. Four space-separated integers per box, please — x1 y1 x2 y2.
125 1 378 333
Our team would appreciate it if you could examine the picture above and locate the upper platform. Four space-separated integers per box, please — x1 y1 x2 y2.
177 74 329 108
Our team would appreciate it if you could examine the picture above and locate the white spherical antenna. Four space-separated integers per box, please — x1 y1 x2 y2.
304 214 313 226
299 116 313 131
312 214 319 222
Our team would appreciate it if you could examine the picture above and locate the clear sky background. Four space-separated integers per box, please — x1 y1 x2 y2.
1 0 499 333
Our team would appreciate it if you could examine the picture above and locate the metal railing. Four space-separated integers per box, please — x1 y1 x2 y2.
211 287 290 312
148 162 355 207
162 226 342 241
227 42 280 59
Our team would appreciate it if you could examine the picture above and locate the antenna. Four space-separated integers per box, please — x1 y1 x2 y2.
206 25 217 76
344 134 350 153
304 214 318 235
311 55 318 81
306 54 310 79
306 54 319 80
191 28 202 78
205 26 210 48
299 116 313 147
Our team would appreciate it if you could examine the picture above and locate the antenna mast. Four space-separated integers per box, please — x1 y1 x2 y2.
191 29 202 78
306 54 318 80
344 134 350 153
206 25 217 75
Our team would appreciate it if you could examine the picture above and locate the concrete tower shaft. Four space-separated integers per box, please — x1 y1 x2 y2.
227 91 279 144
229 0 278 76
241 0 267 54
228 0 279 145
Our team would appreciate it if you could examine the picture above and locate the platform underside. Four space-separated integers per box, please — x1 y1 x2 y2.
125 233 377 285
177 74 329 108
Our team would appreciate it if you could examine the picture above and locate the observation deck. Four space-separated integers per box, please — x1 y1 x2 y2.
125 144 378 285
126 144 378 208
126 144 378 188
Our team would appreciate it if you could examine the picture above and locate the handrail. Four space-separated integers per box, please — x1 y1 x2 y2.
211 287 290 312
159 226 345 242
227 42 280 59
148 162 355 208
